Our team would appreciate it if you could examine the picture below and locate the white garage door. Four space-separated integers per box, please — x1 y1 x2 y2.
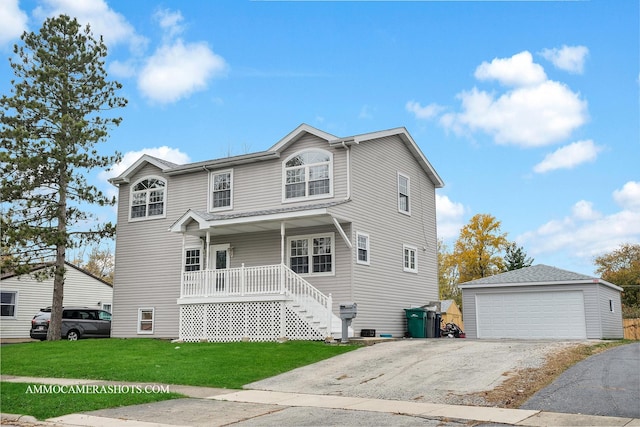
476 291 587 339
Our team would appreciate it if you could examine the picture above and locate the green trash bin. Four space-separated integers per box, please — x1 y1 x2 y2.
404 308 427 338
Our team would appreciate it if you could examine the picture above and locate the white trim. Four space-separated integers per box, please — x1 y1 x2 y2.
287 232 336 276
356 232 370 265
397 172 411 216
0 290 18 319
459 279 623 292
403 244 418 273
209 244 231 270
208 169 234 212
128 175 167 222
184 246 202 272
269 124 337 151
282 149 334 203
170 207 334 233
137 307 155 334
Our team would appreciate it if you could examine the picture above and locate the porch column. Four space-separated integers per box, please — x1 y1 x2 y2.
280 221 286 265
205 231 211 270
180 234 186 294
280 221 286 294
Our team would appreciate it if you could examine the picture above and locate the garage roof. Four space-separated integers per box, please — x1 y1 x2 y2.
458 264 622 291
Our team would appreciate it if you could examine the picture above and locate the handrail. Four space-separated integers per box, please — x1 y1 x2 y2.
181 264 333 332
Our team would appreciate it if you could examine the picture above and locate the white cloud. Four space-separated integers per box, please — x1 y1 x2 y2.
108 59 136 79
519 182 640 264
613 181 640 210
406 101 444 120
441 80 587 147
436 194 465 239
154 8 185 40
408 51 590 148
34 0 147 53
0 0 28 46
533 140 603 173
474 51 547 87
540 45 589 74
137 39 228 104
571 200 601 221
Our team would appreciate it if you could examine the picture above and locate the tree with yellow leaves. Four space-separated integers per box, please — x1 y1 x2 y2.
450 213 509 283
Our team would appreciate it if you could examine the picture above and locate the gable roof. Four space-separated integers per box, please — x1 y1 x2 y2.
109 154 180 185
458 264 622 292
328 127 444 188
1 261 113 288
440 299 455 313
108 124 444 188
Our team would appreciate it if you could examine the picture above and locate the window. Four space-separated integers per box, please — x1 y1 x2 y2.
130 177 166 220
185 248 201 271
1 291 16 317
283 150 332 201
356 232 370 265
403 244 418 273
288 233 334 275
210 170 232 211
138 308 154 334
398 173 410 215
101 303 112 313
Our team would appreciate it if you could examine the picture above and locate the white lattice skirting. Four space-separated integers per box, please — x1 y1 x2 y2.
179 301 326 342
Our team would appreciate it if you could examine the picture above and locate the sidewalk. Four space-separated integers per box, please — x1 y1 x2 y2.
2 376 640 427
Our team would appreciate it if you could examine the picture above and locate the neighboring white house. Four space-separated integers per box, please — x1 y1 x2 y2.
109 124 444 342
459 264 624 340
0 262 113 339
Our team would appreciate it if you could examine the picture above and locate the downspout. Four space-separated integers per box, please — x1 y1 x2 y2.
342 141 351 201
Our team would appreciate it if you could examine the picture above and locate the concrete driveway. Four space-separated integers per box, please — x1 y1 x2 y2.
245 339 582 406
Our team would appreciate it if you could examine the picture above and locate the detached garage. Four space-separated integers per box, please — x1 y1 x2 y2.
460 265 623 340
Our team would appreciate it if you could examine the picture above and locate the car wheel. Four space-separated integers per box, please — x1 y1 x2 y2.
67 330 80 341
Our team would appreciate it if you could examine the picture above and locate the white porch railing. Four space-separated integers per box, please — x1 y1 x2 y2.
181 264 333 334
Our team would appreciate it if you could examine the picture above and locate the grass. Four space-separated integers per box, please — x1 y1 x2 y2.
476 340 632 408
0 338 358 419
1 338 357 388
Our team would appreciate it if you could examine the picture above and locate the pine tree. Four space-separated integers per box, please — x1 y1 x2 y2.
0 15 127 340
504 243 534 271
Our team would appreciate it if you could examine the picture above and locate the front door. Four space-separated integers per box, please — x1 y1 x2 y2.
210 244 230 291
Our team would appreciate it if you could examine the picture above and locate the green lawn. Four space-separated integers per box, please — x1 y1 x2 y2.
1 338 358 419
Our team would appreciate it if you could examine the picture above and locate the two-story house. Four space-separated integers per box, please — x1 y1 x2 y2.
109 124 443 342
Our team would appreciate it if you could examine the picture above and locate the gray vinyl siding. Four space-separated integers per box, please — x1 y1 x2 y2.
461 283 621 339
113 164 186 338
597 284 624 338
330 135 439 338
205 133 348 213
112 131 439 339
0 267 112 339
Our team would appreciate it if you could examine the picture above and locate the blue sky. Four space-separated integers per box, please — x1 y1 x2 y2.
1 0 638 275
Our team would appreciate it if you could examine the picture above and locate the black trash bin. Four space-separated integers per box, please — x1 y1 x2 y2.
434 312 442 337
425 310 437 338
404 308 427 338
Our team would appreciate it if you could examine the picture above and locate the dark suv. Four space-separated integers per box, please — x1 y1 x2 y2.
30 307 112 341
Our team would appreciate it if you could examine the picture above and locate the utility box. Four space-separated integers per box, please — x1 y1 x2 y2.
339 302 357 343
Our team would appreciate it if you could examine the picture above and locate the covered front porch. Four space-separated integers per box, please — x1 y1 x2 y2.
170 204 353 342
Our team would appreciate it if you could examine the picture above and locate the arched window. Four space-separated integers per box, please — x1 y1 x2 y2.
283 150 332 201
130 177 166 220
